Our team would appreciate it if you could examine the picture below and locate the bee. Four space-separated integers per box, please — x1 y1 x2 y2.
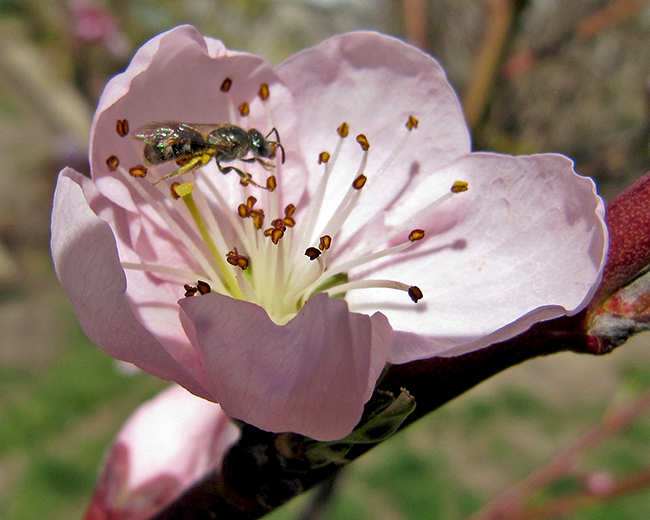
133 122 285 187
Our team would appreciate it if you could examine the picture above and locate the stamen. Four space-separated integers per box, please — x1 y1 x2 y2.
129 165 147 178
318 151 330 164
373 115 419 181
170 182 181 200
226 248 250 270
319 235 332 250
220 78 232 92
251 209 265 229
328 279 420 303
306 230 424 294
266 175 277 192
178 182 243 299
116 165 221 285
406 115 418 130
264 226 285 245
259 83 270 101
353 174 367 190
357 181 468 258
107 155 119 171
220 77 237 122
197 280 212 294
295 125 349 249
184 284 198 297
201 181 255 253
408 286 423 303
283 204 296 227
451 180 469 193
316 146 370 241
121 262 208 283
408 229 425 241
116 119 129 137
305 247 321 260
239 102 250 117
356 134 370 151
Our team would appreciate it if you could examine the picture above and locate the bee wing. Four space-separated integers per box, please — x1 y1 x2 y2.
133 122 206 146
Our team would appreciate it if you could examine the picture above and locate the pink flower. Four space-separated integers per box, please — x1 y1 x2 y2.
51 26 607 441
83 385 239 520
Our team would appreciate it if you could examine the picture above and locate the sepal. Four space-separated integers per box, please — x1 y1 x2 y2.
299 388 416 467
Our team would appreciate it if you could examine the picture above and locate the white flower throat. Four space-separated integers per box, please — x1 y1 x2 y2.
112 80 468 325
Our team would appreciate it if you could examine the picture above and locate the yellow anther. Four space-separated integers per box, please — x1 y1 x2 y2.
106 155 119 172
337 122 350 138
451 181 469 193
239 102 250 116
129 165 147 178
408 229 425 242
220 77 232 92
356 134 370 151
406 115 419 130
116 119 129 137
353 174 367 190
318 151 331 164
259 83 270 100
319 235 332 250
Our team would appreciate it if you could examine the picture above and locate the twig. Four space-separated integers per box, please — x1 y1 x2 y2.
402 0 429 51
498 466 650 520
465 386 650 520
462 0 516 130
575 0 644 40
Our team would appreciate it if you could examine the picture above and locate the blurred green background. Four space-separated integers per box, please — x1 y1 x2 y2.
2 0 650 519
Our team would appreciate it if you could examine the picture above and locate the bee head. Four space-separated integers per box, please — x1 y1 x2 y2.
248 129 275 159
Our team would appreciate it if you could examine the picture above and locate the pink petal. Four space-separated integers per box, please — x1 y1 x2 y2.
344 153 607 362
51 168 212 399
179 293 392 441
275 31 471 240
84 385 239 520
90 25 301 212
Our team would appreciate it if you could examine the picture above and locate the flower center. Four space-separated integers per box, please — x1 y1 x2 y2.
111 83 468 325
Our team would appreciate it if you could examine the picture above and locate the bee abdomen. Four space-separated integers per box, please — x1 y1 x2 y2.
144 137 207 165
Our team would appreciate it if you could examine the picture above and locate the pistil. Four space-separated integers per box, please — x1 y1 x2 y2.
172 181 243 299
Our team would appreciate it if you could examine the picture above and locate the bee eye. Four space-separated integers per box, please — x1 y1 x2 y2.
248 129 268 156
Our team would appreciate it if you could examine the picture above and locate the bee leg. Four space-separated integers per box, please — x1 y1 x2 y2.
152 154 212 185
219 164 266 190
240 157 275 170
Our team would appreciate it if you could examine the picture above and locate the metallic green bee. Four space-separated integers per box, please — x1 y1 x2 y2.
134 122 284 186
